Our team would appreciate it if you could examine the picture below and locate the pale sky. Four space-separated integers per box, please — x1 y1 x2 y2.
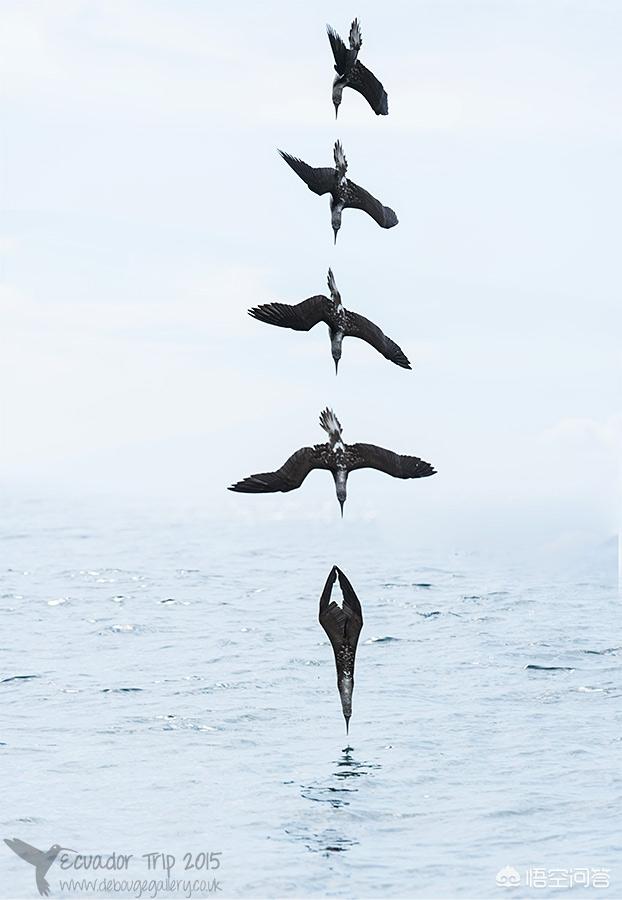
1 0 620 556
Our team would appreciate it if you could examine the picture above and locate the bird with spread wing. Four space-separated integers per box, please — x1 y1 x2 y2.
228 408 435 515
249 268 411 373
279 140 398 242
327 18 389 118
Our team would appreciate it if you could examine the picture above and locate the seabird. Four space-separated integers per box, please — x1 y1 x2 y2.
319 565 363 733
248 268 411 374
279 140 398 243
4 839 76 897
228 408 436 516
327 18 389 118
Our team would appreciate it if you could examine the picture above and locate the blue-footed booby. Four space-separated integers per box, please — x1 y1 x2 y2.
327 18 389 118
319 565 363 733
278 141 398 242
249 268 411 373
228 408 436 516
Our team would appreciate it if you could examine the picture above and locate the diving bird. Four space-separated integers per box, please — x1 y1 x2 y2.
248 268 411 374
228 408 436 516
4 839 76 896
319 565 363 734
279 140 398 243
327 18 388 118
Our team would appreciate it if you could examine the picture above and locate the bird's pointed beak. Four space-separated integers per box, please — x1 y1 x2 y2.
339 498 344 517
334 358 339 375
333 228 338 245
334 103 339 120
344 715 350 734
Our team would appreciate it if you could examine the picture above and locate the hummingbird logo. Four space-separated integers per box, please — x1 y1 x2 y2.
4 838 76 896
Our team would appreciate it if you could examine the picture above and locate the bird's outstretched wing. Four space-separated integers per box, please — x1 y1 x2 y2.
278 151 335 196
228 446 330 493
348 61 388 115
319 566 363 651
326 25 349 74
4 838 42 866
345 311 411 369
348 444 436 478
345 180 398 228
249 295 330 332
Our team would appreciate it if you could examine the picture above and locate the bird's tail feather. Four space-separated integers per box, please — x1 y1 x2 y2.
333 140 347 174
327 268 339 299
319 408 342 439
349 18 362 51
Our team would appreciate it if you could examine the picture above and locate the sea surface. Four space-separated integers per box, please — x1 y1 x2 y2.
1 496 620 899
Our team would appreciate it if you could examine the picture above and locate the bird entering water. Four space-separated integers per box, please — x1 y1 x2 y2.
327 18 389 118
278 141 398 243
319 566 363 733
228 407 436 515
248 268 411 374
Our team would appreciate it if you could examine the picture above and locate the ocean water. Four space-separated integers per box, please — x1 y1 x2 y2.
1 496 620 899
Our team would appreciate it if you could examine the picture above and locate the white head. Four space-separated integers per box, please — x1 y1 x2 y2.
338 673 353 729
332 77 343 119
330 204 342 243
